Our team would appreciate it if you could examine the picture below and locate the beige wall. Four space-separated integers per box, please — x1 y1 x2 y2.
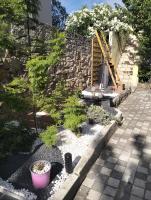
38 0 52 26
109 32 122 68
117 34 139 91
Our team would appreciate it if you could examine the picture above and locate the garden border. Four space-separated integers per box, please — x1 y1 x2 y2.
0 89 131 200
53 108 123 200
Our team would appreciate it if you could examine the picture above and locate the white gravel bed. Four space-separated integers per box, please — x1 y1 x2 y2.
49 123 104 200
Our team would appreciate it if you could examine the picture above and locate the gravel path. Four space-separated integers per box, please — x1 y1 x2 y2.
8 145 64 200
74 88 151 200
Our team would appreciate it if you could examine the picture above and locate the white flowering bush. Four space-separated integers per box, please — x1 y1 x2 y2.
66 4 132 37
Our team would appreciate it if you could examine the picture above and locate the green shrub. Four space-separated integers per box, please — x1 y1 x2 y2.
64 113 86 133
4 77 29 94
138 67 151 83
0 120 34 159
1 77 32 113
40 126 57 147
0 92 32 113
63 95 86 115
36 81 70 125
26 32 65 95
87 105 113 125
63 95 87 134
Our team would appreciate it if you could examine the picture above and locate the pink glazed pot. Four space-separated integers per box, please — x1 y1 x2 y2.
30 160 51 189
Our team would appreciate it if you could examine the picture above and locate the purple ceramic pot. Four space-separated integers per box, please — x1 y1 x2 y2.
30 160 51 189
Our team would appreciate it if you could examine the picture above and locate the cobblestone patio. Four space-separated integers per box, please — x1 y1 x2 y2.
74 89 151 200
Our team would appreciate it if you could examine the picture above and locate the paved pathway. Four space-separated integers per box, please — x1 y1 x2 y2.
74 89 151 200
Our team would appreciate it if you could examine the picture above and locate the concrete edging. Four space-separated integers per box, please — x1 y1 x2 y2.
53 110 122 200
0 186 25 200
111 89 131 107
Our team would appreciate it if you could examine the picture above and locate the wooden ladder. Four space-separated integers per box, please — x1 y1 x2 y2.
95 30 122 89
91 37 103 85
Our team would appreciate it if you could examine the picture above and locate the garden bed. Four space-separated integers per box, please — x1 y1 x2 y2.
0 113 122 200
0 96 124 200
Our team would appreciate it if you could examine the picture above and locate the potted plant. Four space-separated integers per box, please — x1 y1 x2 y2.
30 160 51 189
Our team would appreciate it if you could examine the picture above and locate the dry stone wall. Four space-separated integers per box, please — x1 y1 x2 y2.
47 34 92 92
0 34 92 92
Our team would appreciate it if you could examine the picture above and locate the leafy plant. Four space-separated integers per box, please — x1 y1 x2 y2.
138 67 151 83
87 105 113 125
0 120 34 159
123 0 151 73
26 32 65 95
36 81 70 125
64 114 86 133
4 77 29 94
40 126 57 147
63 95 87 134
0 92 31 113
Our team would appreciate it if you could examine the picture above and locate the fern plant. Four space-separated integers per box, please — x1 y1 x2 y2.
63 95 87 134
26 32 65 95
4 77 29 95
40 126 57 147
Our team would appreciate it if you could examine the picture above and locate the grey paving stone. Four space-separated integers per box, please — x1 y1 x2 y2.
115 181 132 199
147 175 151 182
91 175 108 192
101 194 114 200
109 138 118 144
117 160 128 167
143 148 151 155
107 177 120 188
86 172 95 180
134 178 146 188
75 185 89 197
74 195 86 200
114 165 125 173
87 189 101 200
122 170 136 184
92 179 105 193
103 186 117 197
119 153 130 162
131 186 144 198
135 171 148 181
107 157 118 164
113 148 122 155
92 164 102 172
95 158 105 166
137 166 148 174
145 190 151 200
104 162 115 170
146 182 151 190
100 167 112 176
130 195 143 200
83 177 95 188
111 170 123 180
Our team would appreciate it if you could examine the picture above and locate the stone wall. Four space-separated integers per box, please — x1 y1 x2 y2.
47 34 92 92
